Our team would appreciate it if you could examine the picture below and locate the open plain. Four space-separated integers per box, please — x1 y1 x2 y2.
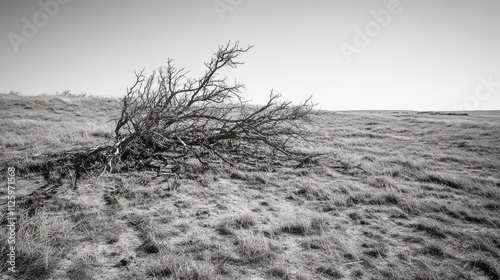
1 93 499 280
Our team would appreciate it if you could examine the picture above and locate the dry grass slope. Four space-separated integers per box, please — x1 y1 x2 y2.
1 94 499 279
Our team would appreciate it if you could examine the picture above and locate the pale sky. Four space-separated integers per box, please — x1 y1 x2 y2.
1 0 499 110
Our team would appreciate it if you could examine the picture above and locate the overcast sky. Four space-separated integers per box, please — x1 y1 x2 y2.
1 0 499 110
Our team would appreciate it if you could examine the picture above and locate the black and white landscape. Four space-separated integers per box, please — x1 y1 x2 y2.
1 1 499 279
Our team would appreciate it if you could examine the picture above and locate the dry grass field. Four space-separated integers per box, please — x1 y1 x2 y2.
1 93 499 280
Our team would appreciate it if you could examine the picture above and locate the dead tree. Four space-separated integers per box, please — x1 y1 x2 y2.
10 41 319 217
110 41 317 171
16 41 318 186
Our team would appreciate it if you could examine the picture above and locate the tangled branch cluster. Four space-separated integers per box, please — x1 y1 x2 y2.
111 41 317 172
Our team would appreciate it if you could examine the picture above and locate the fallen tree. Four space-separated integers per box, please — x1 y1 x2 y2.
109 41 317 174
16 41 320 197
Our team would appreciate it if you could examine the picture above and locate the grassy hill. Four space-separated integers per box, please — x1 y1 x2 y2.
1 94 499 280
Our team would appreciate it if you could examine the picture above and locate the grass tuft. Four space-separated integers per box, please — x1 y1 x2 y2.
413 220 447 239
147 251 216 280
235 231 277 263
